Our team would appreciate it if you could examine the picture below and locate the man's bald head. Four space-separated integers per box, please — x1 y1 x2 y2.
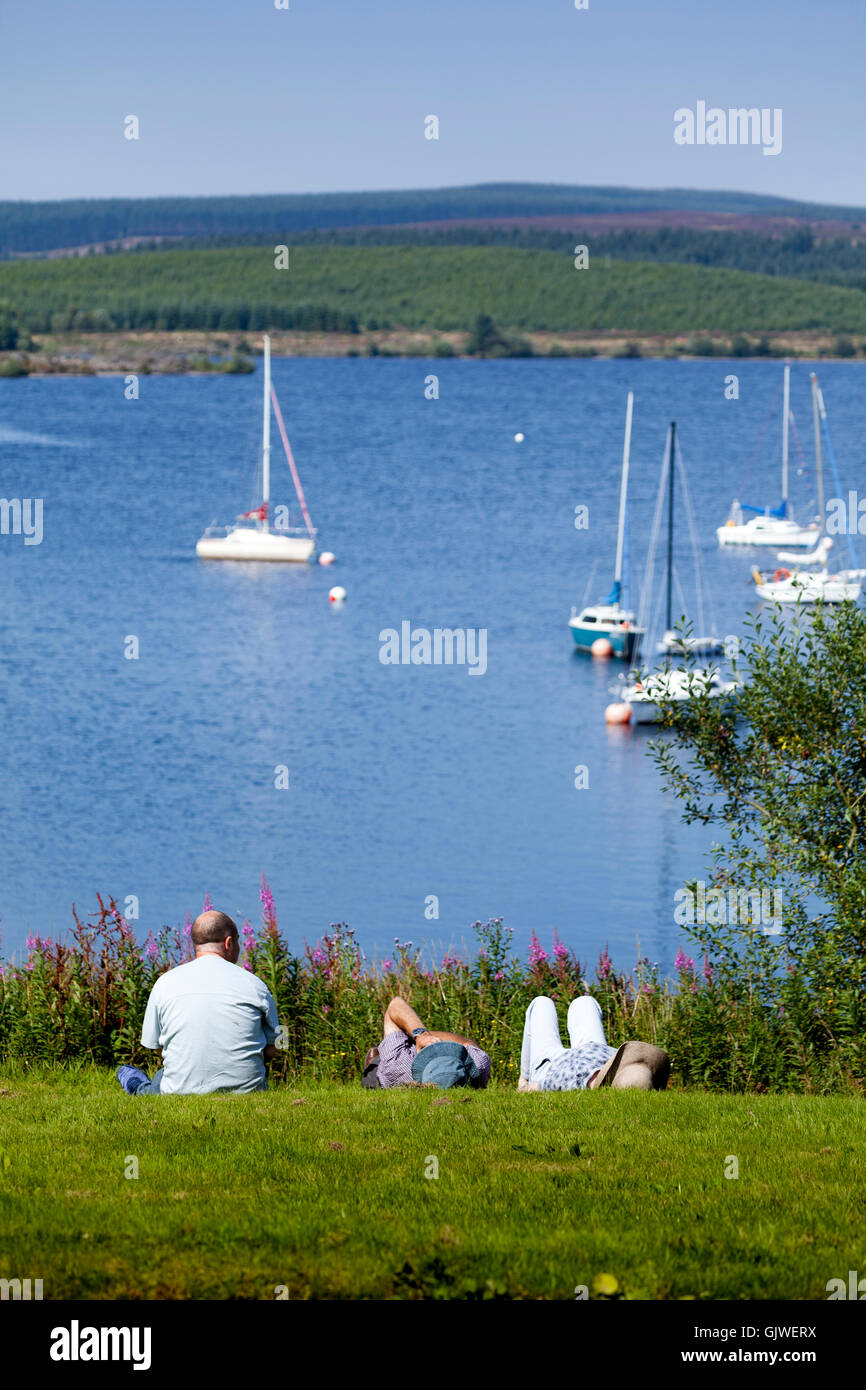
192 910 239 960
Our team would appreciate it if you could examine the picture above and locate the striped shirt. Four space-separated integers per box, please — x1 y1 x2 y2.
376 1031 491 1089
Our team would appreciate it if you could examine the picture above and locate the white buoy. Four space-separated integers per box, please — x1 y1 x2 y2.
318 551 336 566
328 585 347 603
514 432 524 443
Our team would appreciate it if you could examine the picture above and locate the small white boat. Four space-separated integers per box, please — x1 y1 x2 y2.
776 535 833 566
717 365 818 549
196 527 315 562
718 512 819 548
753 566 861 603
622 666 739 726
656 630 724 657
196 335 317 563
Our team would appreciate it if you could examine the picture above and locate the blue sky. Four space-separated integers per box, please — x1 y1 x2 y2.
1 0 862 205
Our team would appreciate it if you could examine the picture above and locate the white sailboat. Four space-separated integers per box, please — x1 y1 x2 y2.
717 364 819 548
754 373 863 603
569 391 645 660
613 420 737 725
196 335 317 562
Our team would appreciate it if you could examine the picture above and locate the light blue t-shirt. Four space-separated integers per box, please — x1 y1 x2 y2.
141 955 279 1094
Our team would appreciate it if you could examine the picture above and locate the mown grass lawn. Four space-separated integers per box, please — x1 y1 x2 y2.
0 1068 859 1300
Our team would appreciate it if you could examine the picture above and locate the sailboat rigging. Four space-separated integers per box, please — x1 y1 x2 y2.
569 391 645 660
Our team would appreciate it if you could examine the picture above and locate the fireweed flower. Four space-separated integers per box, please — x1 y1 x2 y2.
260 879 275 921
528 931 549 967
597 947 612 981
675 948 695 973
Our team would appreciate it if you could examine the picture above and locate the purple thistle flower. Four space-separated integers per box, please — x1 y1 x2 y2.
382 959 393 971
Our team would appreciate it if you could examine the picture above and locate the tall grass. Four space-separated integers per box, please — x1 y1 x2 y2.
0 878 862 1094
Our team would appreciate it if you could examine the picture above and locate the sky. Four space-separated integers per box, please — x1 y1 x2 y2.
0 0 863 207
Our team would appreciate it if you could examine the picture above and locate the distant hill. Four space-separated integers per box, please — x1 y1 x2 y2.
4 244 866 337
3 184 866 257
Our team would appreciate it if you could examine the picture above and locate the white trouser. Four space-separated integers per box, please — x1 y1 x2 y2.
519 995 608 1082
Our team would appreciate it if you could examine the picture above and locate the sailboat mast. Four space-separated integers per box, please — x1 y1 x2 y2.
613 391 634 598
262 334 271 510
810 372 824 534
781 362 790 512
666 421 676 634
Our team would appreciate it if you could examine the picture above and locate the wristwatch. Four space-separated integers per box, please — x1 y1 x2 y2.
411 1027 429 1038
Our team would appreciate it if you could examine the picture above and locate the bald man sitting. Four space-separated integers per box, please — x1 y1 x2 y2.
116 910 280 1096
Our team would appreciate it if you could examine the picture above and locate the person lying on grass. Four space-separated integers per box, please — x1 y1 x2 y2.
116 910 280 1096
362 996 491 1090
517 994 670 1093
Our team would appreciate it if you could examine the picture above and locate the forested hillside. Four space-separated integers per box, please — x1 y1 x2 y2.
3 245 866 336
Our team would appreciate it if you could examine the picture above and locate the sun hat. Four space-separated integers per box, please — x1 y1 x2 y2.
411 1040 479 1088
590 1041 670 1091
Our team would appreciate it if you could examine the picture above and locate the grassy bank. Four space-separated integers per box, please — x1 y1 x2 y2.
4 245 866 339
0 1068 858 1299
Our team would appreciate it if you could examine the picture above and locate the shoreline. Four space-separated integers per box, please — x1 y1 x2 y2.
2 327 864 376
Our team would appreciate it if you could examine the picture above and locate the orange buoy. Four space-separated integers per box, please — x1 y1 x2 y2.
774 568 791 582
605 702 632 725
591 637 614 658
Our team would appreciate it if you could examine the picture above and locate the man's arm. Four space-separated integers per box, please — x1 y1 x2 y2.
383 997 480 1051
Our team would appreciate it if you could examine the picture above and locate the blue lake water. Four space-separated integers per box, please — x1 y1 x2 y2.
1 357 863 970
